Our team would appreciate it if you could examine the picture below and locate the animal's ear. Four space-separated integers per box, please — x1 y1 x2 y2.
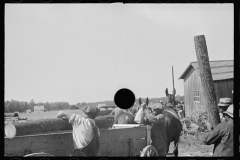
165 88 168 96
139 97 142 105
146 97 149 105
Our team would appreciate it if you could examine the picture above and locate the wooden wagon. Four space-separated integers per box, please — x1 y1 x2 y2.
4 124 159 157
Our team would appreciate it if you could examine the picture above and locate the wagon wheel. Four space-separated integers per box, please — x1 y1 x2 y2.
140 145 159 157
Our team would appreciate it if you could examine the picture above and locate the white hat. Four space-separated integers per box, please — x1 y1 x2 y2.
223 104 233 118
218 98 232 107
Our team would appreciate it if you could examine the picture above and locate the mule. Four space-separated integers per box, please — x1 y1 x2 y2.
139 90 182 157
128 105 140 116
161 88 182 157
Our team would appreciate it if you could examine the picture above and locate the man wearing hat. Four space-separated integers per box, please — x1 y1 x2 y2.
203 104 233 156
134 99 168 156
217 98 232 122
57 105 100 156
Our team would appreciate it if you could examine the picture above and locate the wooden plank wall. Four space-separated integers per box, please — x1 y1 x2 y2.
213 79 233 104
184 67 200 118
198 79 233 113
5 126 147 157
184 67 233 118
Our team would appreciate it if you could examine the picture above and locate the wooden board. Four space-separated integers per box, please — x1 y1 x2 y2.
106 127 146 143
5 131 73 156
113 124 145 129
98 139 146 156
5 126 147 156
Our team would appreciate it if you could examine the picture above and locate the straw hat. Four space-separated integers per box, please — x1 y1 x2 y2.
223 104 233 118
218 98 232 107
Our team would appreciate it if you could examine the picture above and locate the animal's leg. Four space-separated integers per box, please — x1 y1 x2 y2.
166 141 170 154
173 140 179 157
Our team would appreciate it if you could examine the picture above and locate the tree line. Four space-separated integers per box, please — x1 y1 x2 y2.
4 99 70 113
4 95 184 113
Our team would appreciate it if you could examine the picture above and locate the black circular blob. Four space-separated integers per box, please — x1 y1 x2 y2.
114 88 135 110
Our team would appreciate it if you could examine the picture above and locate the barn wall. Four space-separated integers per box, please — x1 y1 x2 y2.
213 79 233 104
197 78 233 112
184 69 233 117
184 67 199 117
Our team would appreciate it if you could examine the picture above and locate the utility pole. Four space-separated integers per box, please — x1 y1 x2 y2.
194 35 221 128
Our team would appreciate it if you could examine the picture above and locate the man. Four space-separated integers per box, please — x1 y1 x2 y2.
135 102 168 156
203 104 233 157
217 98 232 122
176 101 185 119
110 107 126 123
57 106 100 156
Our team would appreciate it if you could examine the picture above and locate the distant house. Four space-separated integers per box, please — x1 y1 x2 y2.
34 105 45 112
26 109 31 113
179 60 233 117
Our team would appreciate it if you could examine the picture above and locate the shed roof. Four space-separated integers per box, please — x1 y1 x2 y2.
179 60 233 81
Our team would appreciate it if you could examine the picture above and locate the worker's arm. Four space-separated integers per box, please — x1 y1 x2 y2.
203 123 226 145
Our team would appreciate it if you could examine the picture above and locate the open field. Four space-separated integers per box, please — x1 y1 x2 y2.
18 109 112 120
12 110 214 157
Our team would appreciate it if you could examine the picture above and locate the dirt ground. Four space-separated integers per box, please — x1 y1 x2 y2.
168 133 214 157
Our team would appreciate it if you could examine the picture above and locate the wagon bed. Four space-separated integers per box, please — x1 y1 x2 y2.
5 124 155 157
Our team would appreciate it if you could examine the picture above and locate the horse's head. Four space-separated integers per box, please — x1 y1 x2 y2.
165 88 176 106
139 97 162 116
138 97 148 109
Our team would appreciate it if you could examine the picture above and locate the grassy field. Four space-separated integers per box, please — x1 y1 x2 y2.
17 110 213 157
19 109 112 120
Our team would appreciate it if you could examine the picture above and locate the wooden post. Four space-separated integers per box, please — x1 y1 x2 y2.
194 35 221 128
146 125 151 145
172 66 176 106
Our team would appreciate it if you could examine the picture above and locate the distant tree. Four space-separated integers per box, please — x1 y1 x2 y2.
70 105 78 110
45 102 50 111
29 99 35 108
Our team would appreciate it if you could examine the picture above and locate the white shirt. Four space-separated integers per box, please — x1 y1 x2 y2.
69 114 95 149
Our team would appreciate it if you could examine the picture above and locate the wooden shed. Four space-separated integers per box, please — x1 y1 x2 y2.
178 60 233 118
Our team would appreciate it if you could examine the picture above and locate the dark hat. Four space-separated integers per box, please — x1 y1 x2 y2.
151 103 164 110
218 98 232 107
81 106 100 119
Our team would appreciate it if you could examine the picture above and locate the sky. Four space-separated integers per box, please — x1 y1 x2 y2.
5 4 233 105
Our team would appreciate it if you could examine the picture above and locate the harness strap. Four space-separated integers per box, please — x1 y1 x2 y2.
164 109 179 119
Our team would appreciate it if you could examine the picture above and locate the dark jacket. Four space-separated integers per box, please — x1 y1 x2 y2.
203 119 233 157
144 110 168 156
